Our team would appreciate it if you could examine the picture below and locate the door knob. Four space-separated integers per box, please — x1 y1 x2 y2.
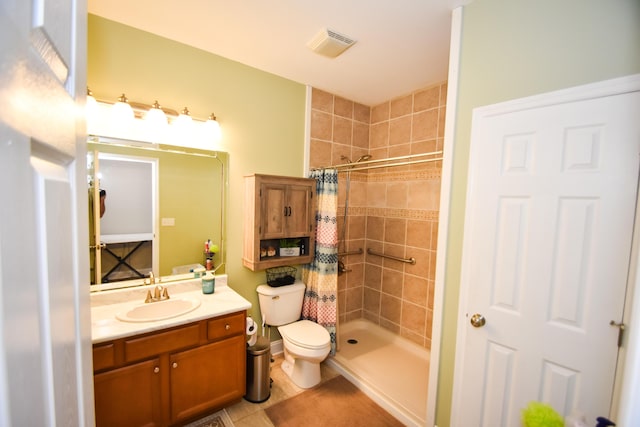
470 313 486 328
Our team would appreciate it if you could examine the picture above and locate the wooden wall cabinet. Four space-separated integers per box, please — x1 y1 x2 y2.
243 174 316 271
93 311 246 427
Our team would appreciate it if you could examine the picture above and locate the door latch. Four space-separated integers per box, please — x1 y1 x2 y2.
610 320 625 347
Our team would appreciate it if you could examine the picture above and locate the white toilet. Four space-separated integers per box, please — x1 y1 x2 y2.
256 281 331 389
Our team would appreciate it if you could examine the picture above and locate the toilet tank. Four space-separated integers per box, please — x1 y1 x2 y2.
256 282 306 326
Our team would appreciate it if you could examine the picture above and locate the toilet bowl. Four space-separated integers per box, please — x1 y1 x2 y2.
256 283 332 389
278 320 331 389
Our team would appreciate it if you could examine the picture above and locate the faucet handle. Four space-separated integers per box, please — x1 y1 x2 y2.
154 285 162 300
145 290 153 303
161 287 170 300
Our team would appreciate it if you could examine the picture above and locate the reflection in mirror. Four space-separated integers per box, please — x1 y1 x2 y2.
88 136 227 291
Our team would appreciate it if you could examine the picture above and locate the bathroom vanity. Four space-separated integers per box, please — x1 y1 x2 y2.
91 277 250 427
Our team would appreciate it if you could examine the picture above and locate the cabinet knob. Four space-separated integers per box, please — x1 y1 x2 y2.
225 324 230 330
153 366 160 374
172 362 178 369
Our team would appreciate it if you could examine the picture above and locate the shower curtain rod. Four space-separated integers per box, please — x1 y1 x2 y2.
311 150 443 173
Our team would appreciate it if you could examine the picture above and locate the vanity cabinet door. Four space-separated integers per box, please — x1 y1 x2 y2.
94 358 162 427
169 335 246 424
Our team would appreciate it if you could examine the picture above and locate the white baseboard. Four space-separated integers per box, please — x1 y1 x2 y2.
270 339 283 356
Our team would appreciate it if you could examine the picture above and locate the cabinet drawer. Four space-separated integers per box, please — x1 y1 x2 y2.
124 323 200 363
207 312 244 341
93 343 115 371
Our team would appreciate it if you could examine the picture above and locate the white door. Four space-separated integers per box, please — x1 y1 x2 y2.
0 1 92 426
452 82 640 426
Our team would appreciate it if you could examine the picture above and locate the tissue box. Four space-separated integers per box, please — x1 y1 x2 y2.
279 247 300 257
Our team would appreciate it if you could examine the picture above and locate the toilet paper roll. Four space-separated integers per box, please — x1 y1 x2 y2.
247 334 257 347
246 317 258 346
246 317 257 335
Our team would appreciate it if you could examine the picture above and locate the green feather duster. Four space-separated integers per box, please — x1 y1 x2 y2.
521 402 564 427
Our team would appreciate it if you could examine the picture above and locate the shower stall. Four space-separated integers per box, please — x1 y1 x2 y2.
313 151 442 426
308 84 448 426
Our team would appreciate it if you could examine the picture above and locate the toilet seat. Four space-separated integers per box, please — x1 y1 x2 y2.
278 320 330 350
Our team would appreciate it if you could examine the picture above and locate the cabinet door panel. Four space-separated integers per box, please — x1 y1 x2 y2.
261 184 286 239
94 358 162 427
169 335 246 423
286 185 313 237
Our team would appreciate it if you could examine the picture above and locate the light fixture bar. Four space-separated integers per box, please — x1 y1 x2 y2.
87 90 217 123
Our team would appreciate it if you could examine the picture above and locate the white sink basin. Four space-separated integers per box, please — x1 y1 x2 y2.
116 298 201 323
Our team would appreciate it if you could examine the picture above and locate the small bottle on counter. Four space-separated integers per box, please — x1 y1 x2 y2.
194 267 205 278
202 271 215 294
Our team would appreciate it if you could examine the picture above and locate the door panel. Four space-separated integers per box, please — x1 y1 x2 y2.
286 184 312 237
94 358 162 427
0 0 89 424
453 90 640 426
261 184 286 239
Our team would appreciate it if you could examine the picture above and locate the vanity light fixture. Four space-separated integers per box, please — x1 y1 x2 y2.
86 88 223 147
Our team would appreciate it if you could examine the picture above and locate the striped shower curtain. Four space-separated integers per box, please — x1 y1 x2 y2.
301 169 339 355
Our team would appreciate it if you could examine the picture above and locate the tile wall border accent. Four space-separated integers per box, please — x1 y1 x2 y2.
342 169 441 182
368 169 441 182
344 206 439 221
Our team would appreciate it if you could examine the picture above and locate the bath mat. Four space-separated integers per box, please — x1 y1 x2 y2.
265 375 403 427
184 408 235 427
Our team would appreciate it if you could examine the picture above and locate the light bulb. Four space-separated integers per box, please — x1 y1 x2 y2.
110 93 134 134
86 88 99 133
205 113 221 140
145 101 167 126
171 107 194 145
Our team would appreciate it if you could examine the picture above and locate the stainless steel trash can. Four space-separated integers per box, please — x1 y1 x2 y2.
244 337 271 403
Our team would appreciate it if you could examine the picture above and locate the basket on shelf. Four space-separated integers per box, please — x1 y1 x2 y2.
266 266 297 287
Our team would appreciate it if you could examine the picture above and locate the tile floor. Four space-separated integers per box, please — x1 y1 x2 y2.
224 354 340 427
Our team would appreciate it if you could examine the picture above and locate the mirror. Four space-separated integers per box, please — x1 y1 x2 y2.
88 136 227 291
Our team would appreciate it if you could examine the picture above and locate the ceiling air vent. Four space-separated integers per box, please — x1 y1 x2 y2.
307 28 356 58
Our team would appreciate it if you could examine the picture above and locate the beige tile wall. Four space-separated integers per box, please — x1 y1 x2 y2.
308 82 446 349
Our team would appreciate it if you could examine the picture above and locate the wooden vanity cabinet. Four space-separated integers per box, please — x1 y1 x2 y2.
93 311 246 427
243 174 316 270
169 335 244 422
94 358 163 427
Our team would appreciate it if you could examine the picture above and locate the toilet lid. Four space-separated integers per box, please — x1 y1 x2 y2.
279 320 330 349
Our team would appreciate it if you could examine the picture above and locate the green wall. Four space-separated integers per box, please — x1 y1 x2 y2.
88 14 307 322
437 1 640 426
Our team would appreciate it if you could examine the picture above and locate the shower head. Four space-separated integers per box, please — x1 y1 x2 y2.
355 154 372 163
341 154 372 167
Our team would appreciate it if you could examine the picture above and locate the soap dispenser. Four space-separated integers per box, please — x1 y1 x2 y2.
202 271 215 294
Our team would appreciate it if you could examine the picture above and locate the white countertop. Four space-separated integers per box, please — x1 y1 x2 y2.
91 275 251 344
